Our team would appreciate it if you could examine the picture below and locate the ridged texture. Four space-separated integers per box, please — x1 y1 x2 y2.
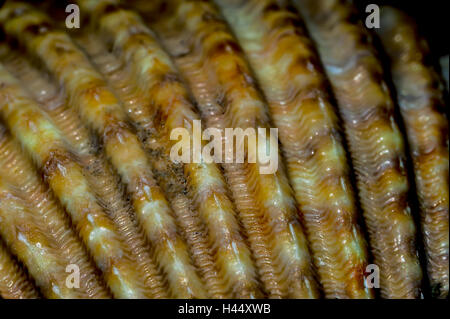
134 0 319 298
75 0 262 298
0 2 206 298
0 0 445 300
293 0 423 298
214 0 372 298
0 171 89 298
376 7 449 298
78 33 224 299
0 44 166 299
0 123 110 299
0 239 40 299
0 61 151 298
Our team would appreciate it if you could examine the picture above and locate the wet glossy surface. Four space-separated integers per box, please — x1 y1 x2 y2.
0 0 447 299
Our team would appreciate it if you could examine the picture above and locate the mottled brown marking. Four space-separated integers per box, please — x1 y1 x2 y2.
208 39 243 57
41 149 73 180
102 119 133 144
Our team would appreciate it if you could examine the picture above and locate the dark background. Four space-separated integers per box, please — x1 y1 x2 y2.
356 0 449 57
0 0 447 56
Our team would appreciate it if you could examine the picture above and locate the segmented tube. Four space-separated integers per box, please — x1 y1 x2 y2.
214 0 372 298
0 45 166 299
376 6 449 298
76 0 262 298
0 2 206 298
0 174 88 298
0 239 40 299
0 62 151 298
0 123 110 299
293 0 423 298
138 0 319 298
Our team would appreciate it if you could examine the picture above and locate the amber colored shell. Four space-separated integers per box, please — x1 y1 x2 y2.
293 0 423 298
0 2 207 298
213 0 373 298
0 62 154 298
0 238 40 299
0 124 110 298
135 0 320 298
0 171 91 298
76 0 262 298
0 0 446 299
0 44 166 298
376 7 449 298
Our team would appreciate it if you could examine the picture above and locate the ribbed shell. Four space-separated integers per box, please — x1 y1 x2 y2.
0 0 444 300
0 2 206 298
0 44 166 298
376 7 449 298
214 0 372 299
0 124 110 299
0 238 40 299
293 0 423 298
136 0 319 298
0 62 151 298
0 174 88 298
78 32 225 298
76 0 262 298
